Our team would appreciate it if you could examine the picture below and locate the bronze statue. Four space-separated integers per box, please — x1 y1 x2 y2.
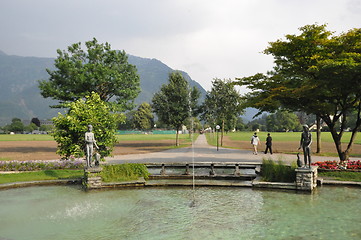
298 125 312 168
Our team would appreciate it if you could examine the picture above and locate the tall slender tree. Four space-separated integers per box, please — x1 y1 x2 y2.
152 72 200 146
132 102 154 130
201 79 243 146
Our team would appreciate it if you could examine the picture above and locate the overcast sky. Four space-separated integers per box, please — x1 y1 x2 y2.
1 0 360 91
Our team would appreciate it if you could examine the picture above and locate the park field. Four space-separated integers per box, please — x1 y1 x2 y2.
209 131 361 157
0 133 195 161
225 131 361 144
0 132 360 160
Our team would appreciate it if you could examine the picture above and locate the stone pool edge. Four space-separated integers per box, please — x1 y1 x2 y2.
1 177 360 191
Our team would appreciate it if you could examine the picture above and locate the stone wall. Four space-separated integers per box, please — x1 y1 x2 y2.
295 166 318 191
83 167 102 190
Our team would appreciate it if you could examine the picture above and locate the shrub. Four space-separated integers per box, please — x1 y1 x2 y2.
52 92 121 159
101 163 149 182
261 158 296 182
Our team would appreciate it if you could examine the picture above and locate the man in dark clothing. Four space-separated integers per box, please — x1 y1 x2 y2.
264 133 273 154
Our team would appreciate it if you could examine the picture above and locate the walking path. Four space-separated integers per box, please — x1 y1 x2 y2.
106 134 342 165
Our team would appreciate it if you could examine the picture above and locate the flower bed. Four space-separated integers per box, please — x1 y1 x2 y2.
0 159 85 171
312 160 361 170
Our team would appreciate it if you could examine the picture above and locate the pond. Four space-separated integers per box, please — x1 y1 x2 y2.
0 185 360 240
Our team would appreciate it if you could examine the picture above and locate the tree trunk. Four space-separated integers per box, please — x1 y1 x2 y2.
316 115 321 153
329 127 348 161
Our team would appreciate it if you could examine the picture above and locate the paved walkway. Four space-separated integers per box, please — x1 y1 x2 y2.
106 134 341 165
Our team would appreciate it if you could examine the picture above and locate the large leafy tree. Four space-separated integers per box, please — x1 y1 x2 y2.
38 38 140 110
152 71 200 146
236 24 361 160
52 92 121 159
201 78 243 146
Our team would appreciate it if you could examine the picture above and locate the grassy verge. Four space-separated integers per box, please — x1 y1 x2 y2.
261 159 297 182
318 171 361 182
0 169 83 184
0 134 54 141
226 131 361 144
101 164 150 182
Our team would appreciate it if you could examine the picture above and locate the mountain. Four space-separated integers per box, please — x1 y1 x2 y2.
127 55 206 104
0 51 207 125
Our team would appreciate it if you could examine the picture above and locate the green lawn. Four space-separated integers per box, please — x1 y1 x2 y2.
319 171 361 182
226 131 361 144
0 134 54 141
0 133 198 143
0 169 83 184
116 133 198 142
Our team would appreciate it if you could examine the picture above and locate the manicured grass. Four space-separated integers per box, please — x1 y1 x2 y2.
319 171 361 182
0 134 54 141
116 133 198 142
226 131 361 144
0 133 198 143
0 169 83 184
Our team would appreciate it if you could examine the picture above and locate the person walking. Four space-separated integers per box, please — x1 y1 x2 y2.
264 133 273 154
251 132 261 155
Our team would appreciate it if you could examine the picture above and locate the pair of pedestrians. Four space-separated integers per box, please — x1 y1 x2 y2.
251 132 272 155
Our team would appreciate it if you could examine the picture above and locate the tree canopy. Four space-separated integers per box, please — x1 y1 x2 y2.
201 78 243 145
236 24 361 160
152 71 200 146
38 38 140 110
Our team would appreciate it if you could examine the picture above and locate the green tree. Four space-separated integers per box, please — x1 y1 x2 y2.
152 71 200 146
185 117 202 135
31 118 41 128
6 118 24 133
235 117 246 131
52 92 121 159
38 38 140 110
118 110 136 130
201 79 243 146
132 102 154 130
236 24 361 160
39 124 54 133
266 111 301 132
24 123 38 133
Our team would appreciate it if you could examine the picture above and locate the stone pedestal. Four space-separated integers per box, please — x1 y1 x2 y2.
295 166 318 191
83 167 103 190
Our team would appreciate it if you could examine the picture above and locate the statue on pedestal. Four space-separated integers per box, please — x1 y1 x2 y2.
298 125 312 168
85 124 99 168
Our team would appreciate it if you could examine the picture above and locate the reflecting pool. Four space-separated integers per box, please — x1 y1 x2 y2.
0 186 360 240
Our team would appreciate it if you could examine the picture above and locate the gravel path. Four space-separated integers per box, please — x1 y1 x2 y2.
106 134 350 165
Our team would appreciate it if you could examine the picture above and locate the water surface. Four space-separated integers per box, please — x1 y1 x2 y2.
0 186 360 240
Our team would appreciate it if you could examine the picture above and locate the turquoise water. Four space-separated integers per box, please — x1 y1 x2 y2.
0 186 360 240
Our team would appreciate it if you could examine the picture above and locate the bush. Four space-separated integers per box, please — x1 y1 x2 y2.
261 159 296 182
101 163 149 182
52 92 121 159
